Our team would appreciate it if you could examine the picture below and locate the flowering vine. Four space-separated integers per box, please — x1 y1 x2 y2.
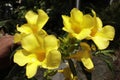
13 8 115 79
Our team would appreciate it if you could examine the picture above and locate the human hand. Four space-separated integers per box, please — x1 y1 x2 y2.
0 34 13 58
0 34 13 69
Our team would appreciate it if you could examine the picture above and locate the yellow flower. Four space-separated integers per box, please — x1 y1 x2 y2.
14 34 61 78
62 8 94 40
14 9 49 43
88 10 115 49
68 42 94 70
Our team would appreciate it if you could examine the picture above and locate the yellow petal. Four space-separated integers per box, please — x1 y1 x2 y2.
17 24 33 34
37 29 47 37
90 11 102 37
82 14 94 29
81 58 94 70
35 34 44 49
96 25 115 40
72 29 91 40
26 63 38 78
25 10 38 25
14 50 40 78
44 35 59 52
14 33 22 43
92 35 110 49
42 50 61 69
21 34 40 51
92 10 103 29
37 9 49 31
62 15 73 33
70 8 83 23
92 25 115 49
90 17 103 37
96 17 103 30
14 50 30 66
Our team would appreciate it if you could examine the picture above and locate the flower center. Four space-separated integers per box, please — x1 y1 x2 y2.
72 25 81 34
31 25 38 33
90 27 97 37
36 50 46 62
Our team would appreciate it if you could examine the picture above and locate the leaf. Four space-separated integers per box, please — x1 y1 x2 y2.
103 59 114 72
95 50 114 55
0 20 10 28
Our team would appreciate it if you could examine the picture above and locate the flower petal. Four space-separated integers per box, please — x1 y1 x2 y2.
17 24 33 34
92 10 103 30
96 25 115 40
26 63 38 78
72 29 91 40
70 8 83 23
25 10 38 25
14 33 22 43
14 50 40 78
44 35 59 52
62 15 73 33
81 57 94 70
92 35 110 49
37 29 47 38
14 50 30 66
35 34 45 50
37 9 49 31
42 50 61 69
96 17 103 30
92 25 115 49
82 14 94 29
21 34 40 51
90 17 103 37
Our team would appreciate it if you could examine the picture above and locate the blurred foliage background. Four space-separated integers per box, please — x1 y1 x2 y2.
0 0 120 80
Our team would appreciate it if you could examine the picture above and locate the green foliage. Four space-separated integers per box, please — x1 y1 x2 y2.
44 70 57 80
95 49 115 72
59 35 80 58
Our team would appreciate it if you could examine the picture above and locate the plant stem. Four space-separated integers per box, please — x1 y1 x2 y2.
68 59 77 76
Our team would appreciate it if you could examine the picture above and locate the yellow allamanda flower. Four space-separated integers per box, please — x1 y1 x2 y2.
14 33 61 78
69 42 94 70
14 9 49 43
62 8 94 40
87 10 115 49
14 9 61 78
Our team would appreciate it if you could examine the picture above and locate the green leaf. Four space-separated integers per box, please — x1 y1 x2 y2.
95 50 114 55
0 20 10 28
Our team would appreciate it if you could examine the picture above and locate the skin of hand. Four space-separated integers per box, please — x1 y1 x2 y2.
0 34 14 69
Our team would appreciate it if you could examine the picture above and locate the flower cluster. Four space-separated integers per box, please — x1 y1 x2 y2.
62 8 115 50
13 8 115 79
61 8 115 71
14 9 61 78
